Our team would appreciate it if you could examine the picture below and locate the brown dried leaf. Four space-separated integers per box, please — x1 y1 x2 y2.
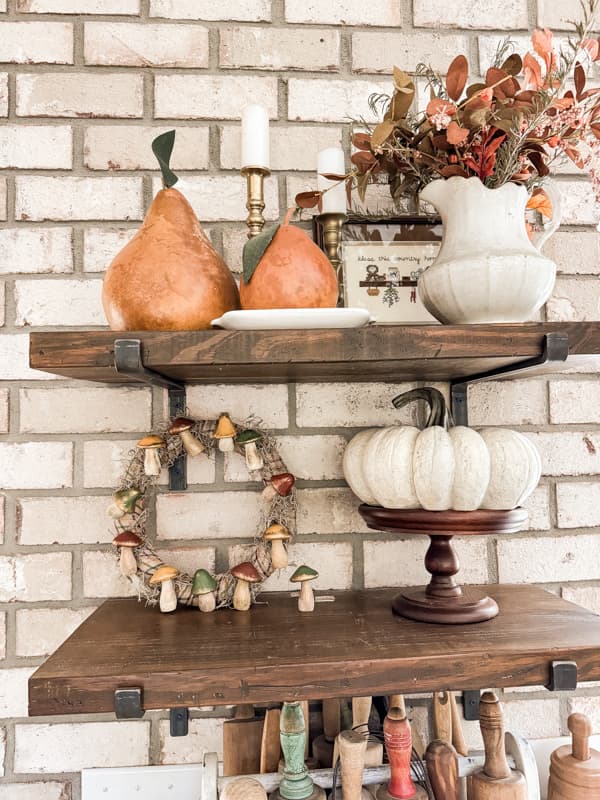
357 172 370 203
388 85 415 120
575 62 586 100
440 165 469 178
393 66 412 89
501 53 522 76
466 82 487 98
446 54 469 101
370 120 396 150
320 173 347 181
295 191 322 209
351 132 371 151
351 150 377 171
446 120 469 145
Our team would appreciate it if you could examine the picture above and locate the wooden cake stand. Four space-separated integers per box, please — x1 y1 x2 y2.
359 506 528 624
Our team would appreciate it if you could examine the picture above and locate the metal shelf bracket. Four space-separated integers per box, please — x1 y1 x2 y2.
114 338 187 491
450 332 569 425
114 687 144 719
547 660 578 692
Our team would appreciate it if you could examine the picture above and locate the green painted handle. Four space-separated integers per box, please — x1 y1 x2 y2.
279 702 315 800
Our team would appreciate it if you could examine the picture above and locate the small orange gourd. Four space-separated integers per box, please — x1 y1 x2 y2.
102 131 240 331
239 208 338 309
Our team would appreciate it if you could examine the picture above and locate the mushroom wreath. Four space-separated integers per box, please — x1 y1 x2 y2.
110 414 318 613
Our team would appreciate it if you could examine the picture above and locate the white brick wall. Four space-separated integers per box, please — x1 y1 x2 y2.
2 1 600 792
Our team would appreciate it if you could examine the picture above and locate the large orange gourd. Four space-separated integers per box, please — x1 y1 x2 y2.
239 208 338 309
102 131 239 331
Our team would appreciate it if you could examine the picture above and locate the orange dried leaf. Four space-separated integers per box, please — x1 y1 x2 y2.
581 38 599 61
523 52 543 89
446 54 469 101
526 188 553 218
446 120 470 145
351 150 377 170
295 191 322 209
532 27 554 59
351 132 372 151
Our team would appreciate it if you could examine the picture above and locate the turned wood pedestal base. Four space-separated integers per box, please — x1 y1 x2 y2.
359 507 528 624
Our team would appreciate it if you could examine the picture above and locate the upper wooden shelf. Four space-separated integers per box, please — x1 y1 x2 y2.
29 585 600 716
29 323 600 384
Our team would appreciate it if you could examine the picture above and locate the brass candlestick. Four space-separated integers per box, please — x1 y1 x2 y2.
241 166 270 238
317 212 347 306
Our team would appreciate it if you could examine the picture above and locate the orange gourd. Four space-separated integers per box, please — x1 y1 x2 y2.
239 209 338 309
102 132 240 331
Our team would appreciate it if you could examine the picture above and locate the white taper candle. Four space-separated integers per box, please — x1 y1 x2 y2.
317 147 347 214
241 104 270 170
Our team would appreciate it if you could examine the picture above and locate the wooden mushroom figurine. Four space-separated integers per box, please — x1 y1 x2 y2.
263 523 291 570
192 568 217 612
291 565 318 612
169 417 204 456
107 488 141 519
231 561 261 611
262 472 295 502
112 530 142 577
137 435 165 476
236 429 264 471
213 413 236 452
149 564 178 613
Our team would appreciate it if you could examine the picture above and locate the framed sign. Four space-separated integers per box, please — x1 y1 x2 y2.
314 215 443 324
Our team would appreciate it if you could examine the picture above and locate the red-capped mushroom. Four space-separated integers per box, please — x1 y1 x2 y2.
262 472 295 502
112 530 142 577
230 561 261 611
169 417 205 457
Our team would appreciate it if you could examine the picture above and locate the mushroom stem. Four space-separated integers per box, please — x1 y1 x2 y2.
218 436 235 453
262 484 277 502
144 448 162 476
180 429 204 457
119 547 138 577
270 539 289 570
198 592 216 612
159 579 177 613
233 578 251 611
107 503 126 519
298 580 315 612
244 442 264 471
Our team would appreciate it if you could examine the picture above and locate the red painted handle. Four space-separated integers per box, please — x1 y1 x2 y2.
384 710 417 800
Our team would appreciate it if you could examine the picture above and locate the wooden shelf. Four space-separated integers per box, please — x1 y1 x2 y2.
29 323 600 384
29 585 600 716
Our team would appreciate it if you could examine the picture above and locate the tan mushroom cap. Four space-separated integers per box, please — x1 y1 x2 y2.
112 530 142 548
169 417 195 435
214 413 236 439
137 434 165 449
230 561 261 583
149 564 178 584
263 523 291 542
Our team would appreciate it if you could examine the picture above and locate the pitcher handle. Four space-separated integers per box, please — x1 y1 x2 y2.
533 180 562 250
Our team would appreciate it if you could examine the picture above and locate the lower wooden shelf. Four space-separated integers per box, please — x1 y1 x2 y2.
28 585 600 717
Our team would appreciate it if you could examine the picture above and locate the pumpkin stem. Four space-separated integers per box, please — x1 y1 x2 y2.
392 387 454 429
152 130 179 189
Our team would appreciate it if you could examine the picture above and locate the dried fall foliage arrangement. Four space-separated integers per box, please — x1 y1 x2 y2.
297 1 600 215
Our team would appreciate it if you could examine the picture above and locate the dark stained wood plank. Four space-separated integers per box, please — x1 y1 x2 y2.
29 585 600 716
29 323 600 384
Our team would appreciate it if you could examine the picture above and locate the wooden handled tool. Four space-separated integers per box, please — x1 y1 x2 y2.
449 692 468 757
352 696 384 768
270 701 325 800
426 740 459 800
261 707 282 774
467 692 527 800
223 704 263 777
548 712 600 800
338 729 373 800
221 777 267 800
377 707 427 800
313 698 340 768
434 692 453 745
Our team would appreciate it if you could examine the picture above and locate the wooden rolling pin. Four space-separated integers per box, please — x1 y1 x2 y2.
221 777 267 800
261 707 282 774
313 699 340 768
548 712 600 799
376 707 427 800
434 692 453 745
467 692 527 800
338 729 373 800
223 704 263 777
352 697 384 767
426 740 459 800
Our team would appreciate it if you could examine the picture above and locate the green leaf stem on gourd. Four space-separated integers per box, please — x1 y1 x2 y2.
152 130 179 189
392 386 454 429
242 224 279 284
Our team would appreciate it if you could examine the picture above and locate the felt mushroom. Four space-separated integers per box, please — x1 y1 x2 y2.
263 523 291 569
107 488 141 519
169 417 205 457
262 472 295 502
290 565 318 612
149 564 179 613
213 413 237 452
230 561 261 611
236 429 264 471
192 568 217 612
112 530 142 577
137 435 165 476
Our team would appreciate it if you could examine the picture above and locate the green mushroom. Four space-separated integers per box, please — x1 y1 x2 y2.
107 488 142 519
192 569 217 613
290 565 319 612
236 429 264 471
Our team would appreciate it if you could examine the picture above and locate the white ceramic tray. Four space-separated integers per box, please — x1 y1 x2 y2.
211 308 373 330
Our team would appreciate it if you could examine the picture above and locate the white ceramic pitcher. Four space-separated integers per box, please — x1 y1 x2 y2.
418 176 561 324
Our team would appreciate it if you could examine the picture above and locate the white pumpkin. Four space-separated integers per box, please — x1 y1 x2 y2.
344 387 541 512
